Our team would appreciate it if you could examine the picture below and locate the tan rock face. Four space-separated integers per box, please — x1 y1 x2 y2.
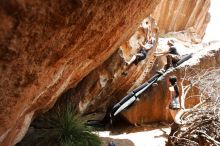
0 0 161 145
122 48 220 124
75 18 159 114
152 0 210 40
0 0 214 145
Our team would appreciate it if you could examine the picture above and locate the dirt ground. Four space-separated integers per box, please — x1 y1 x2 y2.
101 137 135 146
98 123 171 146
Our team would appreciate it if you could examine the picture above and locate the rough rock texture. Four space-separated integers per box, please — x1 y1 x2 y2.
73 18 159 115
72 40 220 125
122 45 220 124
0 0 214 145
0 0 161 145
164 31 204 43
152 0 210 42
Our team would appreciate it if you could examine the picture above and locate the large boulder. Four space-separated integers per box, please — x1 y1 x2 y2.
152 0 210 43
122 43 220 124
0 0 161 145
0 0 213 145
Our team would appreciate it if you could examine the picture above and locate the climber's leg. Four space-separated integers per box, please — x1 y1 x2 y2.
127 55 137 65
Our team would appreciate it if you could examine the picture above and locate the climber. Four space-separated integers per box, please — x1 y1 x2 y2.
166 76 181 120
166 75 183 140
155 40 181 73
127 36 155 65
143 35 156 50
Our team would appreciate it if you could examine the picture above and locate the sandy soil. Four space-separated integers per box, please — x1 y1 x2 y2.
98 123 171 146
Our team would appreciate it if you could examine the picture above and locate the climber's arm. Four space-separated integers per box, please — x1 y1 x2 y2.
154 51 169 56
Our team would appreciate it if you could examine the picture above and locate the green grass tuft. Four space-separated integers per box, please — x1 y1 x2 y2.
18 104 101 146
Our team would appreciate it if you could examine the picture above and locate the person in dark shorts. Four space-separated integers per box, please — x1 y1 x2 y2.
127 36 155 65
155 40 181 73
131 47 148 65
166 76 183 140
167 76 180 112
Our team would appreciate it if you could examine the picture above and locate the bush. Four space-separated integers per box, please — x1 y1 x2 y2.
18 105 101 146
57 105 101 146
